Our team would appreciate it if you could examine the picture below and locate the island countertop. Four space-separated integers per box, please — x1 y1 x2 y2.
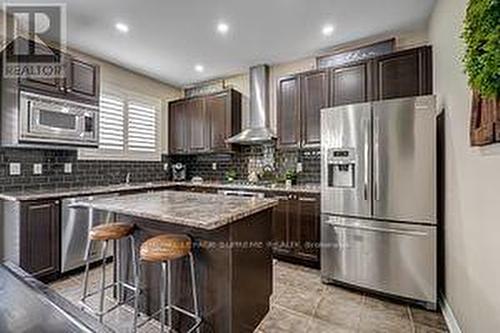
72 189 278 230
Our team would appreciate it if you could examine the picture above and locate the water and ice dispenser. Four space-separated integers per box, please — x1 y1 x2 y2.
327 148 356 188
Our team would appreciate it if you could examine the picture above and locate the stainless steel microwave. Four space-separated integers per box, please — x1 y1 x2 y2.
17 91 99 147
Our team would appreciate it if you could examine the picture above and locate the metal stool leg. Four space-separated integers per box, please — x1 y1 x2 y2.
189 252 200 333
131 235 140 333
81 240 93 301
98 240 109 322
160 262 167 333
167 260 172 331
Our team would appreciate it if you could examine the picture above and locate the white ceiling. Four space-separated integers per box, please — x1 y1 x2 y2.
8 0 436 87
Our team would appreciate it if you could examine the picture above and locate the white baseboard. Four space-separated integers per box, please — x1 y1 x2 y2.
440 292 462 333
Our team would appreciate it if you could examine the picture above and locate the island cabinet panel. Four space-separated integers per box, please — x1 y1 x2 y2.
168 89 241 154
301 70 329 148
169 100 189 153
270 193 320 267
117 208 273 333
20 199 60 281
330 62 372 107
277 75 301 148
374 46 432 100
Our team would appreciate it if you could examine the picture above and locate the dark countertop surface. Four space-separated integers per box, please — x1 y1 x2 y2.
0 262 111 333
0 180 320 201
71 190 278 230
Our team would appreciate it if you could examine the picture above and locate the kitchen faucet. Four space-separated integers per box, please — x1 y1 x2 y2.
125 172 131 184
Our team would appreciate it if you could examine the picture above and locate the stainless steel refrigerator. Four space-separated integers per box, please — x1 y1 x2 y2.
320 95 437 309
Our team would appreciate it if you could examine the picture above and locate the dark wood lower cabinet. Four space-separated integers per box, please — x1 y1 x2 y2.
270 193 320 268
20 199 60 281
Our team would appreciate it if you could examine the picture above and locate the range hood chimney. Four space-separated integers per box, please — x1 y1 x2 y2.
226 65 276 144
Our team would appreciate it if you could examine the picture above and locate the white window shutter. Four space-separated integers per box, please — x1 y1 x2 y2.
99 95 125 150
128 101 157 153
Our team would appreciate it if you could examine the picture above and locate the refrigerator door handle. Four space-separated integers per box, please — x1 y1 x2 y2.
363 117 369 201
325 220 428 237
373 115 380 201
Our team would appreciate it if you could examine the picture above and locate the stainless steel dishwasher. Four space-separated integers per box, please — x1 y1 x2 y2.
61 193 117 273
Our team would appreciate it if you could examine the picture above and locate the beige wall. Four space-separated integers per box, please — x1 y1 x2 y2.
202 29 428 133
429 0 500 332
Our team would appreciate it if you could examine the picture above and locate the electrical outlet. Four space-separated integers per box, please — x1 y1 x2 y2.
296 162 303 173
33 163 42 175
9 163 21 176
163 163 169 171
64 163 72 174
212 162 217 171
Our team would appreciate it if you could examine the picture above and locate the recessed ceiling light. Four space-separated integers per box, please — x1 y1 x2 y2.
194 64 204 73
322 24 334 36
115 22 129 33
217 22 229 34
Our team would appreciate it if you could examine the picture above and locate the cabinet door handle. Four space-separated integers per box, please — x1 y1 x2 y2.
298 197 317 202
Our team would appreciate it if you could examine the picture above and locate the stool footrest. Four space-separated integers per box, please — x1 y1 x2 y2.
81 280 137 301
80 280 139 317
137 304 202 332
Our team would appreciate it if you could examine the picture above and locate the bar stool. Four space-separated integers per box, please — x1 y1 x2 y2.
80 222 139 327
134 234 202 333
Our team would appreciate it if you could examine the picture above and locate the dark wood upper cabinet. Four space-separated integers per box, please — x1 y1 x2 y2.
169 100 188 153
20 200 60 281
277 76 301 149
18 43 65 95
18 42 100 105
206 90 242 152
207 92 228 151
301 70 329 148
186 97 209 152
65 57 100 104
375 46 432 100
330 62 372 106
168 89 241 154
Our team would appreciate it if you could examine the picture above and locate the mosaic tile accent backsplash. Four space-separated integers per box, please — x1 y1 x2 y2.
0 144 320 193
171 144 320 184
0 148 170 193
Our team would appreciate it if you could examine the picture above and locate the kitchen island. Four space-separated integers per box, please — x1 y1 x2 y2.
73 190 277 333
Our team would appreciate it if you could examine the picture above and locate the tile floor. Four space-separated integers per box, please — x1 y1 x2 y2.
50 261 448 333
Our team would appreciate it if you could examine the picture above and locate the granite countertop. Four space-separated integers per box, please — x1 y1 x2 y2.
0 180 320 202
71 190 278 230
0 181 176 201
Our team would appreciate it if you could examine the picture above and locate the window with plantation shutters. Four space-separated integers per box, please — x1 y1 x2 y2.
99 95 125 150
79 85 162 161
128 101 157 153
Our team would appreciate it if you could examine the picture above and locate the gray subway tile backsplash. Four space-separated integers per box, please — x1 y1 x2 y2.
0 145 320 193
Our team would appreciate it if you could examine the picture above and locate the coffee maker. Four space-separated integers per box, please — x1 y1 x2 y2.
172 163 186 181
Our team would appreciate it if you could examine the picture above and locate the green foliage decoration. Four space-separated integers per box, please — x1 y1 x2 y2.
462 0 500 98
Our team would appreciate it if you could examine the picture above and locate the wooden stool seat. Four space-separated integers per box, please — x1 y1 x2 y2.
140 234 192 262
89 222 134 241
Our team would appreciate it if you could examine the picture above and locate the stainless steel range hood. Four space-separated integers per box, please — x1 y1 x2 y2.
226 65 276 144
